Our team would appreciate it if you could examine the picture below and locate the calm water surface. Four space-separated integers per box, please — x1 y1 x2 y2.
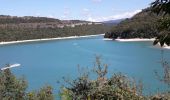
0 36 170 96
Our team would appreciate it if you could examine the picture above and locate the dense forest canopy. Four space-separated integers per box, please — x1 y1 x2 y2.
0 15 89 24
104 8 164 39
0 15 61 24
0 15 111 42
105 1 170 47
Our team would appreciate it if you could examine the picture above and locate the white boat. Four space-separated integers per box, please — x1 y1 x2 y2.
1 63 21 71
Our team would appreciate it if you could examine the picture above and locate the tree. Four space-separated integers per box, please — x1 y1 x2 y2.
60 57 145 100
26 86 54 100
104 8 159 40
0 69 27 100
151 0 170 46
0 69 54 100
151 0 170 15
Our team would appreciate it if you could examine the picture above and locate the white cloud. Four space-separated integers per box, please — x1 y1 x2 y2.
86 9 142 22
87 17 96 22
47 14 55 18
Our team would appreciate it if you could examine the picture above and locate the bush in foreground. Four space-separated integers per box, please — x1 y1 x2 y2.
0 57 170 100
60 57 146 100
0 69 54 100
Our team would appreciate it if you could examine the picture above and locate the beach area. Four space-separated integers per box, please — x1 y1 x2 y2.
115 38 155 42
103 38 170 49
0 34 104 45
116 38 170 49
103 38 155 41
1 35 169 49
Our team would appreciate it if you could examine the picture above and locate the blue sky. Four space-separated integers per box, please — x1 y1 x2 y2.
0 0 153 21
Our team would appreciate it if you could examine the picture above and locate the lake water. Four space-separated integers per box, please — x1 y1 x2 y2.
0 36 170 96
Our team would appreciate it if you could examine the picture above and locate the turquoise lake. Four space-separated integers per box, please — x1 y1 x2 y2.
0 36 170 96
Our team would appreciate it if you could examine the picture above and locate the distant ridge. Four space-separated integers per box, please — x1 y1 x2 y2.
0 15 90 24
102 19 125 26
0 15 111 42
104 8 164 39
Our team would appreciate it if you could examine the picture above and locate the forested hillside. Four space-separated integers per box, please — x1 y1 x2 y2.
104 8 164 39
0 15 111 42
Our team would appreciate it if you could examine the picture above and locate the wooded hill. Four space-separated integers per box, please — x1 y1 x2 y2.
104 8 164 39
0 15 111 42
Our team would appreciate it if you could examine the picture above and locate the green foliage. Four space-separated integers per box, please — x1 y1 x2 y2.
0 58 170 99
153 30 170 46
151 0 170 15
157 17 170 31
0 69 54 100
151 0 170 46
60 57 145 100
0 24 110 42
105 3 170 47
104 8 160 39
36 86 54 100
153 17 170 46
0 15 111 42
93 56 108 78
26 86 54 100
0 15 61 24
0 69 27 100
149 92 170 100
60 57 170 100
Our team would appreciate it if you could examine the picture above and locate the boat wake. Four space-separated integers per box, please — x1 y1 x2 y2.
1 63 21 71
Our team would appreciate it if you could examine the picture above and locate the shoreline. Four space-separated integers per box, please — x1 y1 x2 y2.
163 46 170 49
0 34 104 45
103 38 170 50
1 36 169 50
115 38 155 42
103 38 155 41
156 43 170 50
115 38 170 49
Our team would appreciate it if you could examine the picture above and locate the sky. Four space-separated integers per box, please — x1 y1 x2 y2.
0 0 154 22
